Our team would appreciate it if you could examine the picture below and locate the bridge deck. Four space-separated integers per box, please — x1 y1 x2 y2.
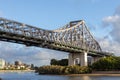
0 17 112 56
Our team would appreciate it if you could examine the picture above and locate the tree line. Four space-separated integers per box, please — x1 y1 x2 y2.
35 56 120 74
50 59 68 66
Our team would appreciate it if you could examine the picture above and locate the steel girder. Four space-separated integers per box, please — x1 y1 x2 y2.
0 17 111 56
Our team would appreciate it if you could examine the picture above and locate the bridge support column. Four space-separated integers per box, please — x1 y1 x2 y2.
80 52 88 66
68 52 88 66
68 53 74 66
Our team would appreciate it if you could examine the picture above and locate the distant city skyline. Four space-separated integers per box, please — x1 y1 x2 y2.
0 58 34 70
0 0 120 66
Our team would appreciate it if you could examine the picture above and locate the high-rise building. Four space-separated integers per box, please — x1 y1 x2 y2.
0 59 5 69
15 61 22 66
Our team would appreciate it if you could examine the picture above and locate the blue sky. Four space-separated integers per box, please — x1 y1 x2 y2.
0 0 120 66
0 0 119 29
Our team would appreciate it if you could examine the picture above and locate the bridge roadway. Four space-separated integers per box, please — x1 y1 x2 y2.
0 17 112 66
0 30 110 57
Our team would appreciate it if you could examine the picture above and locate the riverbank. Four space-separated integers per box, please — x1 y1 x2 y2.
1 70 120 77
66 73 120 76
65 71 120 76
92 71 120 74
37 70 120 76
0 70 35 73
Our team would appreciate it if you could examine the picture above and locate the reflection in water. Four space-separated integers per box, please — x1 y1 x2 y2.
82 76 91 80
0 72 120 80
68 76 91 80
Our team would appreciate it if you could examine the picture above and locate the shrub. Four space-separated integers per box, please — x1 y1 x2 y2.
50 59 68 66
92 56 120 71
37 65 91 74
38 65 65 74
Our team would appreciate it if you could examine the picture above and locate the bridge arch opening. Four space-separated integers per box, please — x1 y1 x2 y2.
74 58 80 65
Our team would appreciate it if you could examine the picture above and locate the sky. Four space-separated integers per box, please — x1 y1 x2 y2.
0 0 120 66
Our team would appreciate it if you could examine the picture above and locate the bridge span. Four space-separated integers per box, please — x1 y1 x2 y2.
0 17 112 66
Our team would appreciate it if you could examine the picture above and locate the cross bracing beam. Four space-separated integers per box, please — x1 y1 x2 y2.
0 17 111 56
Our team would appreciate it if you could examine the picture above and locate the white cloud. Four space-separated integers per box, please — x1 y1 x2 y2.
101 6 120 55
0 41 68 66
27 49 68 66
102 15 120 42
99 38 120 55
103 15 120 23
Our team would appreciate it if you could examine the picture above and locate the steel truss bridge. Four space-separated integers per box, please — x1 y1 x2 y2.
0 17 111 56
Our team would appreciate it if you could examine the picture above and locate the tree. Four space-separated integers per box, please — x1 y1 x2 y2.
50 59 68 66
92 56 120 71
59 59 68 66
50 59 58 65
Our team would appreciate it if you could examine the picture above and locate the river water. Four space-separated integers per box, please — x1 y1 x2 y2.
0 71 120 80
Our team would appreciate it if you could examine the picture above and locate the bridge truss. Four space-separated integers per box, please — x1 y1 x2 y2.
0 17 111 56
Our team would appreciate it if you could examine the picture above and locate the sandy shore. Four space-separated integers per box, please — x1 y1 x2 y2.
66 71 120 76
92 71 120 74
66 74 120 76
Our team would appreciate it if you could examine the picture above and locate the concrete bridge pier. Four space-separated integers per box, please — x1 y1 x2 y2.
68 52 88 66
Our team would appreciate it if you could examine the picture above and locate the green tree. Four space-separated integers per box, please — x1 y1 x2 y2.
92 56 120 71
50 59 68 66
50 59 58 65
59 59 68 66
